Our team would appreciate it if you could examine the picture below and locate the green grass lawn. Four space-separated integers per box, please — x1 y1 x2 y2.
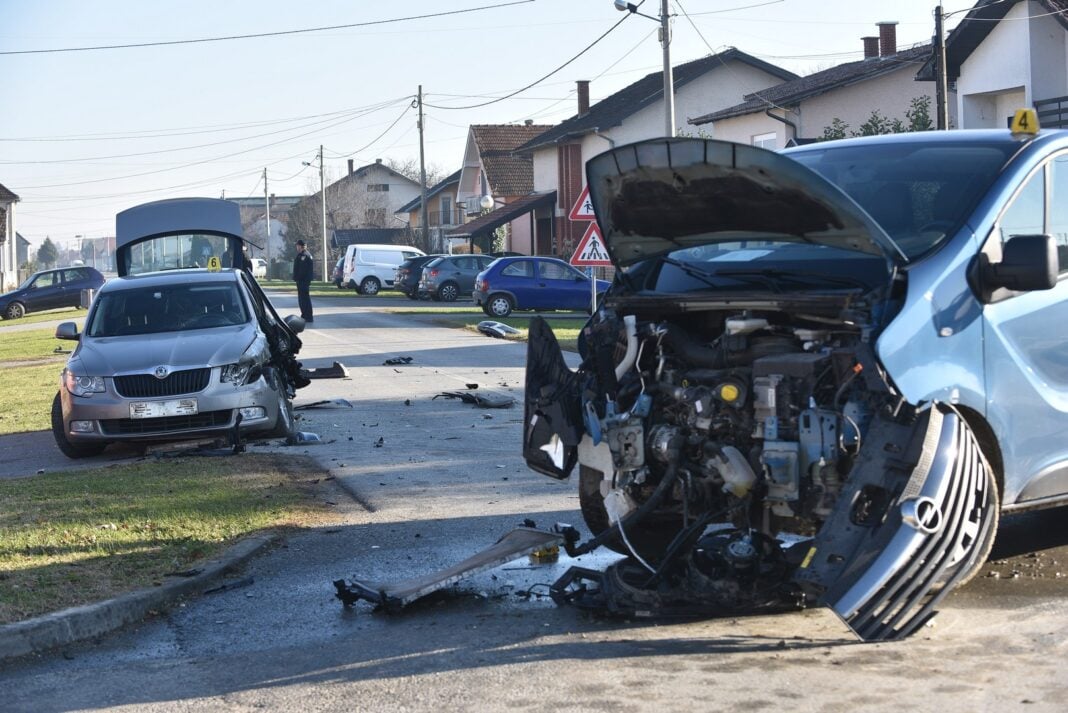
0 454 338 624
0 327 68 435
0 307 85 328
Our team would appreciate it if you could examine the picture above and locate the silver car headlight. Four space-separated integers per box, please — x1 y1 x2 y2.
221 359 264 386
63 369 106 397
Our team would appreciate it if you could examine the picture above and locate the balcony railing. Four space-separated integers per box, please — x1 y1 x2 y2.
1034 96 1068 129
411 209 466 228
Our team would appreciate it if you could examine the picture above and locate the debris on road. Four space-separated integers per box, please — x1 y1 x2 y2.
383 356 414 366
294 399 355 410
302 361 350 379
477 321 521 339
204 576 254 595
433 391 515 409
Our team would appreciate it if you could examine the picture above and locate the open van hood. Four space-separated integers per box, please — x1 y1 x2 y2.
585 138 907 268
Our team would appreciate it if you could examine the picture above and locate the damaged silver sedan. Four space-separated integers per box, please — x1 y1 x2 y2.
522 132 1065 640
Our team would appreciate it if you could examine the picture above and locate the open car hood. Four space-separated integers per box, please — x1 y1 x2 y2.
586 138 907 268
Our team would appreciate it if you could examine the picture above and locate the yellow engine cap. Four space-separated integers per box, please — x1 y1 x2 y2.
719 383 740 402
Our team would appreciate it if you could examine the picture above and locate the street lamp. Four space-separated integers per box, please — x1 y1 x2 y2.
615 0 674 137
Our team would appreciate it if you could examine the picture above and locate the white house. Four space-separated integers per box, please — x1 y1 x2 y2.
515 48 797 256
0 182 18 291
919 0 1068 128
692 24 950 147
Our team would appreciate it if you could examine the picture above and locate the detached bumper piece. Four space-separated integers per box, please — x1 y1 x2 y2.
333 528 564 612
794 405 994 641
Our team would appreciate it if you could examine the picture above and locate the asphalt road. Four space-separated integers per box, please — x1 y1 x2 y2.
2 293 1067 711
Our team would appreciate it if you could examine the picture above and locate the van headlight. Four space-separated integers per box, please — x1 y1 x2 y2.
63 369 106 397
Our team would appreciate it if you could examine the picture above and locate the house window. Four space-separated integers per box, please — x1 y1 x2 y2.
751 132 777 150
367 184 389 192
440 196 452 224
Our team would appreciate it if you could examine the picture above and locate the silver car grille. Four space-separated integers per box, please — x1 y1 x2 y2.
113 368 211 398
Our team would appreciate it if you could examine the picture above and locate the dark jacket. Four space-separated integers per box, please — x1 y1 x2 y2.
293 250 314 283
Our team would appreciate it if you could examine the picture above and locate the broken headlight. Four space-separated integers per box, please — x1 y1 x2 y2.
220 361 261 386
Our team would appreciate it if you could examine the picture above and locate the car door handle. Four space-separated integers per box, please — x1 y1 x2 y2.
538 282 547 287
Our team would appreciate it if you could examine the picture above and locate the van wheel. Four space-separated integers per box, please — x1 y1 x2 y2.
359 277 381 295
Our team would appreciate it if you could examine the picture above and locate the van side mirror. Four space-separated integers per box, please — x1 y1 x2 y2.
988 234 1058 291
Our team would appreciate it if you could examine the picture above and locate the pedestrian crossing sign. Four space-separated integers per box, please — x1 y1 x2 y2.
569 222 612 266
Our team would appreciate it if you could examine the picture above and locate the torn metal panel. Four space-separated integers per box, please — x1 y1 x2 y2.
334 528 564 611
302 362 350 379
433 391 515 409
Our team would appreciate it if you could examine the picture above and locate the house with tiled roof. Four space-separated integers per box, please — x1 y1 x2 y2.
515 48 797 257
0 182 19 291
395 169 462 252
692 23 946 146
450 123 552 254
916 0 1068 129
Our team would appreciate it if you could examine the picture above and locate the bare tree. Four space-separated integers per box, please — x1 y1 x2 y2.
384 157 450 189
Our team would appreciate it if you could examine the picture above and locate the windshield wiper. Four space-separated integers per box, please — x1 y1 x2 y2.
660 256 785 292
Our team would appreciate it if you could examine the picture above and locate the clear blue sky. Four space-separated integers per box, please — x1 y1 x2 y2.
1 0 970 250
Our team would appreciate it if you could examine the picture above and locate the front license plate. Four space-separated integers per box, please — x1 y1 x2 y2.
129 399 198 419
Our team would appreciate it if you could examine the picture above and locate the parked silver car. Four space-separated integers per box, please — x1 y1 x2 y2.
51 198 309 458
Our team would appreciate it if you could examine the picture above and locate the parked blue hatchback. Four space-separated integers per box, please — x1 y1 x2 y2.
0 266 105 320
473 256 610 317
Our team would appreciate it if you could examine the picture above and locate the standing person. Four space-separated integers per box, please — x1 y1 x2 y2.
293 240 314 323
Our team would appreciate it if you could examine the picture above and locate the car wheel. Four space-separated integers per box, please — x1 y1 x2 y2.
5 302 25 320
51 393 107 459
579 465 679 564
439 282 459 302
269 384 298 445
359 277 381 296
487 293 513 317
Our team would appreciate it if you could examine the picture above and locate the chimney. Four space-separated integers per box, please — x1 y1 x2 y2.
375 158 382 164
524 119 533 126
347 159 354 176
877 21 898 56
577 80 590 115
862 36 879 59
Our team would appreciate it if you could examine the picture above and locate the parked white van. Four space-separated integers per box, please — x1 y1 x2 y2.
342 243 425 294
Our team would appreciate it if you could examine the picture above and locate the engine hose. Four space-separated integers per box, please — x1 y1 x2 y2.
567 443 683 557
614 315 639 381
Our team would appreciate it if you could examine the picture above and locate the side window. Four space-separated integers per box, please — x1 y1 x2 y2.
455 257 475 270
62 268 88 283
33 273 57 289
1049 156 1068 273
501 261 533 278
998 168 1045 247
538 261 572 280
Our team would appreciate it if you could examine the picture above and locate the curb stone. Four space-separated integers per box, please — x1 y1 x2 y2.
0 533 277 663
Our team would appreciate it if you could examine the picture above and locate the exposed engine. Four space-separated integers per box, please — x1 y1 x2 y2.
579 309 890 538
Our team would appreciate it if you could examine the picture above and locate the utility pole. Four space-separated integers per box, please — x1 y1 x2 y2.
319 145 327 283
417 86 429 252
263 168 271 265
660 0 675 137
934 5 949 130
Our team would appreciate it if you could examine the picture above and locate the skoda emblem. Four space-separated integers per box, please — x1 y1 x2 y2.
153 366 170 380
901 497 943 535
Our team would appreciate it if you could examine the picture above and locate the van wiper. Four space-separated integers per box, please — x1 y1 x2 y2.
714 268 868 291
660 256 784 292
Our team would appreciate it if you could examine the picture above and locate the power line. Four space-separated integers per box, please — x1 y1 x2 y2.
424 10 634 110
0 1 535 56
324 104 414 158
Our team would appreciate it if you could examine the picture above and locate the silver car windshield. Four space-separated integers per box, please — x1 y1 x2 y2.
87 283 249 337
789 142 1016 260
124 233 238 275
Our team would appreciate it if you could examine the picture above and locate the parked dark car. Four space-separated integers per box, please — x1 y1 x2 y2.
420 254 497 302
473 256 609 317
331 257 345 288
394 254 444 300
0 266 106 320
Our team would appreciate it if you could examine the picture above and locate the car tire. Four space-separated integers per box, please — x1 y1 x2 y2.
439 282 459 302
268 382 298 445
51 393 107 459
5 302 25 320
579 465 680 564
359 277 381 296
486 293 513 318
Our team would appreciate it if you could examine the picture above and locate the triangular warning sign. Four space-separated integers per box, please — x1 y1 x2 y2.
568 185 596 221
569 223 612 266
